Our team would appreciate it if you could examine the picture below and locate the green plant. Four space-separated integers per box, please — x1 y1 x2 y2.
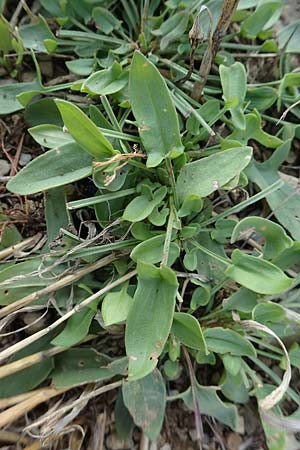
1 0 300 448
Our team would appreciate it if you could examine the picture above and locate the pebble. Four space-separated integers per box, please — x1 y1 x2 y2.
19 153 32 166
0 159 10 176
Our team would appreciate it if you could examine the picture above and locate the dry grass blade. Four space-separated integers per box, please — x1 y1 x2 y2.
0 386 70 428
0 233 43 261
0 253 122 320
233 313 291 411
0 430 29 444
24 380 123 432
0 270 136 363
0 335 96 380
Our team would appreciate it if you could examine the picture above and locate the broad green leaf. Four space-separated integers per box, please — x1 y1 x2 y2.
221 371 249 404
241 1 281 38
0 79 41 114
122 370 166 440
0 334 54 398
7 143 93 195
0 16 12 53
123 186 167 222
253 302 286 325
278 72 300 110
55 99 116 159
45 186 70 243
152 10 189 51
125 262 178 380
246 86 277 111
273 242 300 270
246 140 300 239
225 249 294 295
82 62 128 95
92 6 121 34
190 285 211 309
172 312 207 352
51 307 95 347
66 58 94 76
223 288 257 313
176 147 252 201
19 15 57 53
182 383 239 430
231 217 293 260
130 51 183 167
228 111 282 148
52 349 127 388
115 390 134 441
220 62 247 129
130 234 180 266
204 327 256 357
278 20 300 54
222 354 242 376
178 195 203 218
102 285 133 326
29 124 73 148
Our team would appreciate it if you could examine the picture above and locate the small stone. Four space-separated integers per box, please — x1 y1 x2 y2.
19 153 32 166
0 159 10 176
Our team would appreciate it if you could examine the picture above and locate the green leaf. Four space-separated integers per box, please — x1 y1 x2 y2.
130 234 180 265
246 140 300 239
182 382 239 430
172 312 207 352
130 51 183 167
231 217 293 260
190 285 211 309
7 143 93 195
19 15 57 53
29 124 73 148
152 10 189 51
92 6 121 34
45 186 70 243
278 20 300 54
241 1 281 38
52 349 127 388
220 62 247 129
178 195 203 218
82 62 128 95
55 99 116 159
225 249 294 295
0 334 54 398
176 147 252 201
122 370 166 440
246 86 277 111
228 111 282 148
223 288 257 313
0 79 41 115
123 186 167 222
125 261 178 380
253 302 286 325
66 58 94 76
51 307 95 347
221 371 249 404
203 327 256 357
102 285 133 326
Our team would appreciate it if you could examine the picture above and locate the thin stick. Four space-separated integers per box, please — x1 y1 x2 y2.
0 233 42 261
0 270 136 363
0 253 120 319
0 335 96 380
0 390 46 410
24 380 123 431
0 429 29 444
192 0 240 101
0 386 70 428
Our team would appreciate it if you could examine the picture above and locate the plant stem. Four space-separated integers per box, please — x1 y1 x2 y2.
161 198 175 267
165 158 179 209
192 0 240 101
191 240 230 265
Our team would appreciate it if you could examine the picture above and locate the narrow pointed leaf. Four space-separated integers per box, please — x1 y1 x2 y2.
130 51 183 167
7 143 93 195
55 99 116 159
125 262 178 380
